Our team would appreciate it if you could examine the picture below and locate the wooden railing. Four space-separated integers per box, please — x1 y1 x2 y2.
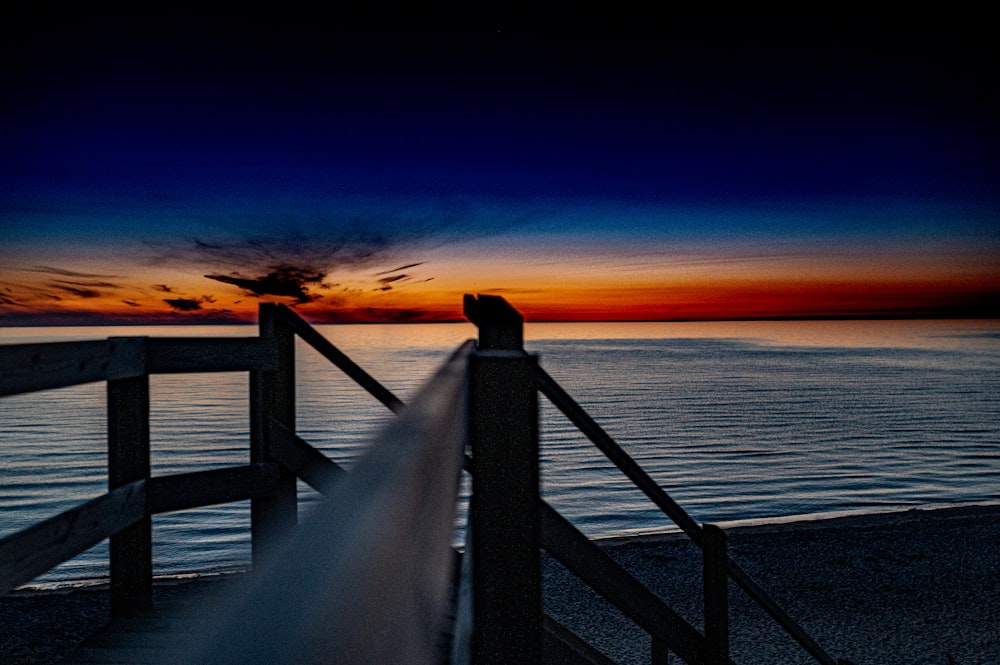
0 296 846 664
0 303 401 615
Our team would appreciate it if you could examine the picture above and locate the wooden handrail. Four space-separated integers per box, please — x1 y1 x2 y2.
184 340 474 665
145 337 275 373
0 339 144 395
0 337 274 397
0 308 416 601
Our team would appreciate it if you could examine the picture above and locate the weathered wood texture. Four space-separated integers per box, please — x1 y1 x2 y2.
0 481 145 596
183 341 474 665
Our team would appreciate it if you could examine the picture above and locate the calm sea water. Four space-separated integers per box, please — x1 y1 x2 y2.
2 320 998 587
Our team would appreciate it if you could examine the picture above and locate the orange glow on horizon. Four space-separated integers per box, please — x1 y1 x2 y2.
2 241 998 325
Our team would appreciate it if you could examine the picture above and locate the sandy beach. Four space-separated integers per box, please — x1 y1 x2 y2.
2 504 998 664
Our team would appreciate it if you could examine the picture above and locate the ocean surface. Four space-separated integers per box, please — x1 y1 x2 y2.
2 319 999 588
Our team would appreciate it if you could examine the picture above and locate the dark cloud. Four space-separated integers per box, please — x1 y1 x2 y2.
28 266 118 279
52 284 101 298
205 265 325 303
0 294 20 306
52 279 121 289
164 298 203 311
374 262 425 276
122 300 142 307
154 284 174 293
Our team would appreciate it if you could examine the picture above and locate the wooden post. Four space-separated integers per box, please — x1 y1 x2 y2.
465 294 541 665
651 637 670 664
107 341 152 616
251 304 298 565
702 523 729 665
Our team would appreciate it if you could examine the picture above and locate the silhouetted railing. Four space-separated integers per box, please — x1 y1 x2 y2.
0 296 845 664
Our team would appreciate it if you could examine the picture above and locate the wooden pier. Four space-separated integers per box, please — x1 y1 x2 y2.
0 295 848 664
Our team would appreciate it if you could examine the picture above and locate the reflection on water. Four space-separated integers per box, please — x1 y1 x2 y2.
1 319 998 585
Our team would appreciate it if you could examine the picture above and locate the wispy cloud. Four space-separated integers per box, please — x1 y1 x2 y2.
51 284 102 298
28 266 119 279
51 278 122 289
376 274 412 291
374 262 425 276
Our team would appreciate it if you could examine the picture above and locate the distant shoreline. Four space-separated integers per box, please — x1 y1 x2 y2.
595 500 1000 545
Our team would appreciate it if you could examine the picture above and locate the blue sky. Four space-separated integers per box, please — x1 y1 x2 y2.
1 10 997 323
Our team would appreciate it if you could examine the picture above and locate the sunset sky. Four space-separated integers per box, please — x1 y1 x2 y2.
2 10 997 325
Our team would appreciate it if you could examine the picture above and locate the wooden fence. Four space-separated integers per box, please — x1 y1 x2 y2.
0 295 846 664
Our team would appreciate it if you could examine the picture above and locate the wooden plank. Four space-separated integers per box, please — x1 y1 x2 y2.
147 464 279 514
184 340 473 665
250 304 297 565
108 374 152 616
272 303 405 414
702 524 729 665
540 502 715 665
0 481 146 594
468 349 542 665
267 418 345 494
145 337 275 373
652 637 671 664
0 338 145 396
